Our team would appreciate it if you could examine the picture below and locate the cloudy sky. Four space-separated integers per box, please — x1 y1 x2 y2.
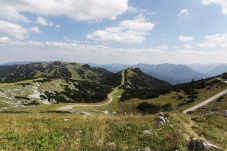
0 0 227 65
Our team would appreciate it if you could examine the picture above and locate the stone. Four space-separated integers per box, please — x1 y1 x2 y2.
145 147 151 151
203 142 219 150
156 114 169 125
188 138 220 151
143 130 152 135
107 142 116 148
63 118 69 121
103 110 109 115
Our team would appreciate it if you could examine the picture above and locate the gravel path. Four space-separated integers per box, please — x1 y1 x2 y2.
183 89 227 114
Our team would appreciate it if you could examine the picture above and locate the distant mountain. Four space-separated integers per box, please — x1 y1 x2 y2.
3 61 221 85
0 66 9 70
133 63 204 84
0 61 113 82
187 63 223 74
0 61 40 66
206 64 227 77
89 63 130 73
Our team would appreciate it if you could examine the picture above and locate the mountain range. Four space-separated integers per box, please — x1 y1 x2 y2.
0 61 170 105
1 62 227 84
0 61 112 82
90 63 227 84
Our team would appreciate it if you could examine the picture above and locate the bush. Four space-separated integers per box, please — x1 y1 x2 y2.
137 102 172 114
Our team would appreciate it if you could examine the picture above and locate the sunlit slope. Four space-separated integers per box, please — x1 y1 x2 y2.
0 61 113 82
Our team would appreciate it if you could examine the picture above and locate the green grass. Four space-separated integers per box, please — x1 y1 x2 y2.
119 91 184 113
189 94 227 149
1 78 227 150
119 81 227 113
0 114 188 151
66 65 81 80
0 102 9 108
72 89 124 113
178 81 227 111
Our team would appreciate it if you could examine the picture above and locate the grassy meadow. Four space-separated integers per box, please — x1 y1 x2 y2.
119 79 227 113
0 114 188 151
189 94 227 149
0 78 227 150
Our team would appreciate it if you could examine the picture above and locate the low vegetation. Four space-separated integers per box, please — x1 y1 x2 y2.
188 94 227 148
0 114 188 151
137 102 172 114
0 64 227 150
62 79 112 103
0 61 112 83
119 77 227 114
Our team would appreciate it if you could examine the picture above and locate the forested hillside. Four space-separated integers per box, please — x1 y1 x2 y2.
0 61 112 82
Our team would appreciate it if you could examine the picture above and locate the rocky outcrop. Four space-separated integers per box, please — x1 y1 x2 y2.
188 138 221 151
155 112 169 125
224 110 227 117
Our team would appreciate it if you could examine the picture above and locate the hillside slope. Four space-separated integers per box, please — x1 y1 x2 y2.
0 61 113 82
101 68 170 89
122 68 171 89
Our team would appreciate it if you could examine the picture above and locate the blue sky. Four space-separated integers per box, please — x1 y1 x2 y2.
0 0 227 65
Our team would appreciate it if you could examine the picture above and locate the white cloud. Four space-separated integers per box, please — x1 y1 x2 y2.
158 45 168 50
197 42 216 48
177 9 189 17
127 6 156 15
0 37 12 44
55 24 60 28
0 20 28 40
86 14 155 44
36 17 53 26
0 0 129 22
3 39 227 64
205 34 227 44
179 35 194 42
30 26 41 33
203 0 227 15
28 41 44 46
198 34 227 48
183 44 194 49
0 6 30 22
2 36 227 64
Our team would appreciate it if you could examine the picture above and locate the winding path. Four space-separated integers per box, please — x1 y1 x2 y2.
58 88 118 111
57 70 125 111
183 89 227 114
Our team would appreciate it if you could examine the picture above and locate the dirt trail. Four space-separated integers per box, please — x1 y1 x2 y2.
58 70 125 111
171 113 200 140
183 89 227 114
58 88 118 111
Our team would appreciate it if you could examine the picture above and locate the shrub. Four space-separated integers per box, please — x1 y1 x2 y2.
137 102 172 114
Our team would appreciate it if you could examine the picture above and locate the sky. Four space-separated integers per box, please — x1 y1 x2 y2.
0 0 227 65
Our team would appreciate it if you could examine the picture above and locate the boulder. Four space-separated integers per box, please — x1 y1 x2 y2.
103 110 109 115
188 138 221 151
203 142 219 150
224 110 227 117
156 112 169 125
143 130 152 135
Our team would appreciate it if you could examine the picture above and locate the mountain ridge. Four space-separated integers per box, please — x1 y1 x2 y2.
0 61 113 82
1 61 227 84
